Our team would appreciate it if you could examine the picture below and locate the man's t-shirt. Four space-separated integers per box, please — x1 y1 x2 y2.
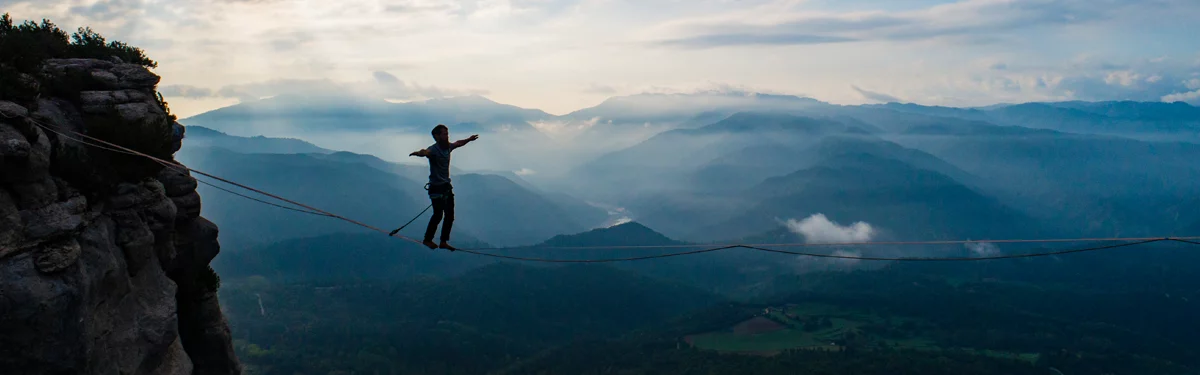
426 142 457 186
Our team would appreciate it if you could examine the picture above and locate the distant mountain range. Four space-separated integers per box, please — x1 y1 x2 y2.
179 92 1200 185
183 125 333 154
183 92 1200 140
560 92 825 126
868 100 1200 136
179 92 1200 262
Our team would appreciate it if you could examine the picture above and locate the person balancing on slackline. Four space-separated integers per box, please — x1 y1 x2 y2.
404 124 478 250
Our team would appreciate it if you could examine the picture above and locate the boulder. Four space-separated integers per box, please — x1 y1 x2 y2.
157 167 198 198
10 176 58 210
172 191 202 221
0 189 22 250
0 100 29 118
19 195 87 240
34 237 82 273
0 122 32 179
113 64 161 89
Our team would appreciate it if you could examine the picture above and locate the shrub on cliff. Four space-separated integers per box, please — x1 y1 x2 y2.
199 265 222 292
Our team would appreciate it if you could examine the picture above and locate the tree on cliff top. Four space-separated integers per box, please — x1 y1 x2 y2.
0 13 157 72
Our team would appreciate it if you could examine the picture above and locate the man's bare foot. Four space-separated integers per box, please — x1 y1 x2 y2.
439 241 457 251
422 240 438 249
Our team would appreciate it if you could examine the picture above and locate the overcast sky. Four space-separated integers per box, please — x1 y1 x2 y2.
5 0 1200 117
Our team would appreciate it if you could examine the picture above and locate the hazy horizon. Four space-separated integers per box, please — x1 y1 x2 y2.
6 0 1200 118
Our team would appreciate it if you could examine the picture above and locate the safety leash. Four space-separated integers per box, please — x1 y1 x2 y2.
389 203 434 237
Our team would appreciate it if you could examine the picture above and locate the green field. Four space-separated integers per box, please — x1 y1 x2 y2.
686 304 869 353
686 303 1038 362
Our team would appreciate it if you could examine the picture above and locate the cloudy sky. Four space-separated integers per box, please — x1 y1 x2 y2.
5 0 1200 117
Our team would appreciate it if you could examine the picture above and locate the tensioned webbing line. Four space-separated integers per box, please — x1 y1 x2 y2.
20 117 1200 263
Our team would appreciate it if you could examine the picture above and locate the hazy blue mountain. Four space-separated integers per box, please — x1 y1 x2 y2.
984 103 1123 133
181 125 332 154
566 112 854 198
177 93 563 178
177 146 606 248
856 100 1200 136
563 92 827 126
1043 100 1200 122
696 152 1036 242
865 102 991 122
687 142 805 193
633 134 983 239
538 192 613 230
180 93 551 136
175 126 608 245
308 151 465 183
894 128 1200 236
690 133 981 193
534 94 834 163
814 106 1002 134
539 221 684 247
176 148 428 249
451 173 597 246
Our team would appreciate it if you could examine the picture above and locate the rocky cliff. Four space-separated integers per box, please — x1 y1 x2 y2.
1 58 241 374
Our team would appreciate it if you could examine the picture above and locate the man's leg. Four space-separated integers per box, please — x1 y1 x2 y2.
439 192 456 248
423 196 444 249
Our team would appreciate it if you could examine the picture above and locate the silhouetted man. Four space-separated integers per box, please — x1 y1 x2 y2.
409 124 478 250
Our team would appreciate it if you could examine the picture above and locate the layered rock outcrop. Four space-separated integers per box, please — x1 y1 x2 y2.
1 58 241 374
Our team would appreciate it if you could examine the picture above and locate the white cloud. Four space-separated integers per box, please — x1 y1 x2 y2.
1104 70 1142 86
964 242 1001 257
785 213 875 244
606 216 633 228
525 116 601 136
527 119 566 134
851 85 902 103
1162 90 1200 104
1186 78 1200 90
651 0 1197 48
514 168 537 176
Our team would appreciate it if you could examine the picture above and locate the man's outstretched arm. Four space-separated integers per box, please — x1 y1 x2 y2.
409 149 431 157
452 134 480 148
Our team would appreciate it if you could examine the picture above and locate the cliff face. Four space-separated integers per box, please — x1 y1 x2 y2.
0 58 241 374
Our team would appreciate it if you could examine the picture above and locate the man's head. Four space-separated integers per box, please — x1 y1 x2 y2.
431 124 449 144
